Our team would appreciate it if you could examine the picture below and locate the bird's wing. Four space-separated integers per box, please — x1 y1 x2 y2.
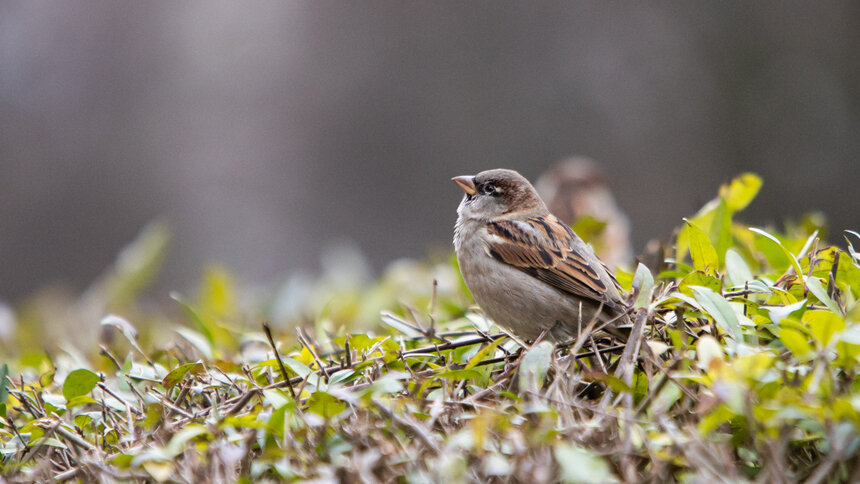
484 215 622 309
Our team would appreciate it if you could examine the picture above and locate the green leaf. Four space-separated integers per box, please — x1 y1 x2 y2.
465 337 505 369
555 443 615 484
67 395 98 408
632 263 655 309
518 341 554 389
63 369 100 401
750 228 803 278
652 381 682 413
719 173 762 212
0 363 8 408
806 277 842 316
436 369 483 380
379 312 423 337
732 352 774 382
74 413 94 428
571 216 607 246
778 329 814 361
685 219 719 273
699 404 736 435
614 266 635 292
347 334 395 353
111 453 135 469
599 374 633 394
161 361 205 391
41 437 68 450
709 199 732 265
327 369 358 385
803 310 845 347
281 358 320 388
366 372 406 396
307 391 346 418
692 286 742 344
835 251 860 299
263 389 292 409
678 271 721 297
142 403 163 430
767 298 807 324
725 249 754 287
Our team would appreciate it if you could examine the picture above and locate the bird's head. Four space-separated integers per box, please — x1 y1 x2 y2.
452 169 546 221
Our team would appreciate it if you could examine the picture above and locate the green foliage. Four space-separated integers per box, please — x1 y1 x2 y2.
61 369 100 401
1 173 859 482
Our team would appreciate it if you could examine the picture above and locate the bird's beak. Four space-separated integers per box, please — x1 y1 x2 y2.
451 175 477 195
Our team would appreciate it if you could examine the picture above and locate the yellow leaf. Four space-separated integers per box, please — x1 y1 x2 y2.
684 219 719 274
803 310 845 347
719 173 763 212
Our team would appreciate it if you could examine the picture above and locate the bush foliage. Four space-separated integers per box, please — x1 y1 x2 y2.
2 173 860 483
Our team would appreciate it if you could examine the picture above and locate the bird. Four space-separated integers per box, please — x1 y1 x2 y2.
452 168 630 342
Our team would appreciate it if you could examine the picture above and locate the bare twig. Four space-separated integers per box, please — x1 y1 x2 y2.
263 322 296 399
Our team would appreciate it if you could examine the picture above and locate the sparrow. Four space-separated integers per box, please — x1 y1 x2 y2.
452 169 630 342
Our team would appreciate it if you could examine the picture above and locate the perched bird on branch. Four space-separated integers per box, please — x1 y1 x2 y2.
452 168 630 342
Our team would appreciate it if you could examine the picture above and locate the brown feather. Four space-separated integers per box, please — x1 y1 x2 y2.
485 215 622 312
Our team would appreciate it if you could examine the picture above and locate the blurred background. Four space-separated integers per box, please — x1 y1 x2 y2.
2 1 859 304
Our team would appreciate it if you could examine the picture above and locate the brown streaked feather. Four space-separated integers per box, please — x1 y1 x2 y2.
486 216 622 311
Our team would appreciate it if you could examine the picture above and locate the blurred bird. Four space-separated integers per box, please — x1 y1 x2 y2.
452 169 630 342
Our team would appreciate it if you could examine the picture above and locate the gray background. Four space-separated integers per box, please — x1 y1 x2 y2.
2 2 858 302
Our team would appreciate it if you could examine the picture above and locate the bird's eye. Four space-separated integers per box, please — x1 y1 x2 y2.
483 183 497 195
